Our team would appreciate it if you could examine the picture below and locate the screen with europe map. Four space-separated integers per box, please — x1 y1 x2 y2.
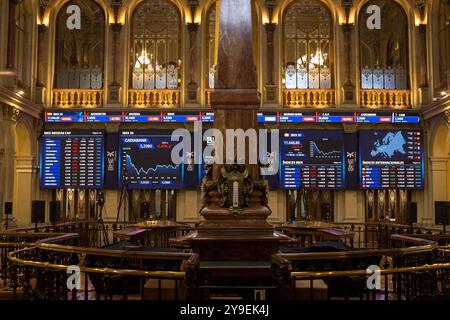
359 130 424 189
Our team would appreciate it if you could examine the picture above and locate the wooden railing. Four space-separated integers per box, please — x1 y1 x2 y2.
360 89 411 108
128 89 181 107
283 89 335 108
53 89 103 108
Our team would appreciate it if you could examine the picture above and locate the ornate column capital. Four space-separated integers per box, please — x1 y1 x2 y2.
187 22 199 33
341 22 354 33
264 22 277 33
2 105 21 122
110 22 123 33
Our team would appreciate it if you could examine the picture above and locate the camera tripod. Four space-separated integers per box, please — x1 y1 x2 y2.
115 178 137 228
90 193 109 247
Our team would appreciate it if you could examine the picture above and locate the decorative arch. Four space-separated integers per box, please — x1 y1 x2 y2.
43 0 113 26
277 0 344 25
53 0 106 89
430 0 450 92
119 0 187 25
129 0 182 90
358 0 410 90
14 122 32 157
350 0 421 25
431 121 450 157
281 0 335 89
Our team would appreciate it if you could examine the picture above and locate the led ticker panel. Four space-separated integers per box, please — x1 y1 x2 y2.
119 131 184 189
40 130 104 189
44 111 214 123
280 130 345 189
257 112 420 124
359 130 424 189
44 112 84 123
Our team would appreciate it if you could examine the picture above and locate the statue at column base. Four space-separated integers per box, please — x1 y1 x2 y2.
196 163 273 238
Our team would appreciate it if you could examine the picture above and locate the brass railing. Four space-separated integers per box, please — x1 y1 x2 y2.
128 89 181 107
283 89 335 108
360 89 411 108
205 89 213 107
53 89 103 108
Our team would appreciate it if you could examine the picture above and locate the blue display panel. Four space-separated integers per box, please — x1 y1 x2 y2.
280 130 345 189
40 130 104 189
44 111 214 123
44 112 84 123
359 130 424 189
119 131 185 189
257 111 420 124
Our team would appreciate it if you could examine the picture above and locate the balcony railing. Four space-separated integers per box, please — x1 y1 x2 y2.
128 89 181 107
283 89 335 108
360 89 411 108
53 89 103 108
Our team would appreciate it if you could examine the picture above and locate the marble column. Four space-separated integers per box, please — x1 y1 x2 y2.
210 0 260 179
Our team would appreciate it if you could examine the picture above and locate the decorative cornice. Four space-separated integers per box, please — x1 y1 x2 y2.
422 95 450 120
0 86 42 119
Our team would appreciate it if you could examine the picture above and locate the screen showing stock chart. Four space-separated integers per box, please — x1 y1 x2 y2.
359 130 424 189
40 130 104 189
280 130 345 189
119 131 184 189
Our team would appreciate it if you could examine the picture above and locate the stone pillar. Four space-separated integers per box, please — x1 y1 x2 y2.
13 156 37 225
109 23 122 104
35 25 47 104
6 0 19 70
418 24 429 105
2 105 19 204
341 23 355 104
264 22 276 103
187 22 199 103
430 157 449 200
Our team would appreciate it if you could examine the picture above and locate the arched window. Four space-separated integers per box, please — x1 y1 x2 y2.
206 3 217 89
437 0 450 90
54 0 105 89
130 0 181 90
359 1 408 90
283 0 333 89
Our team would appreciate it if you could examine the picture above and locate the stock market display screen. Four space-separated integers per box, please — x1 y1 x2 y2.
280 130 345 189
40 130 104 189
359 130 423 189
119 131 184 189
